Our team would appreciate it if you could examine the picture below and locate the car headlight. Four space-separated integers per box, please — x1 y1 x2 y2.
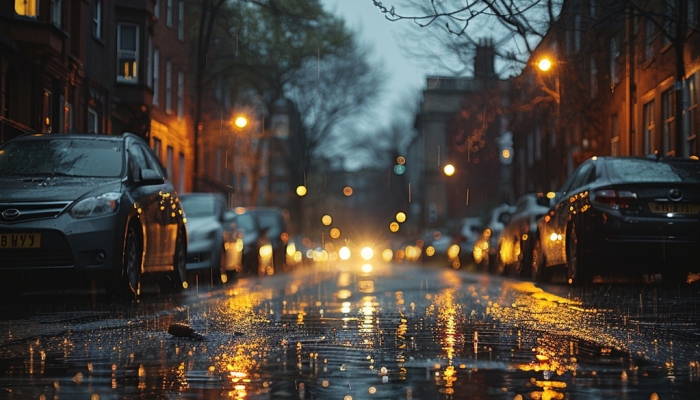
69 193 121 218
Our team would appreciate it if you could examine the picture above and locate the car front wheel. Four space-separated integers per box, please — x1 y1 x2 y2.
123 224 142 299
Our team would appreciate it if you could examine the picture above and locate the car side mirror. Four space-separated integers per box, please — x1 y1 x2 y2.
138 168 165 186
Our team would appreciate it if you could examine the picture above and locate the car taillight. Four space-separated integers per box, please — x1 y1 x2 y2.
591 189 637 209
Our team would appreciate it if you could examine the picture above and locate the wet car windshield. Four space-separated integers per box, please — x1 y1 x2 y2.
180 196 221 218
605 159 700 184
0 138 124 178
233 213 257 232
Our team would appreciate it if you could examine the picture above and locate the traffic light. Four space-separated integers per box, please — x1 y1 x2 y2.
394 156 406 175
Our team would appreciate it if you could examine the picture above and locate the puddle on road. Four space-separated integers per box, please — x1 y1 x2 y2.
0 267 699 399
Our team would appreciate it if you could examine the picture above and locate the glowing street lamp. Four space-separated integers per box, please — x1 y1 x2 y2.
537 58 552 72
234 115 248 129
443 164 456 177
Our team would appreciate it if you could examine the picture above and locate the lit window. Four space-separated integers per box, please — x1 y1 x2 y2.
117 24 139 83
15 0 37 17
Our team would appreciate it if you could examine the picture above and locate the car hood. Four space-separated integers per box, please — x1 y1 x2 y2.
0 177 123 202
185 216 221 234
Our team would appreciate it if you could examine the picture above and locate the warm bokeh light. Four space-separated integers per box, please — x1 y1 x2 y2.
339 246 351 261
360 247 374 260
396 156 406 165
296 186 307 196
234 116 248 128
395 211 406 223
343 186 353 196
321 214 332 226
501 149 511 160
361 264 373 273
389 221 399 232
443 164 455 176
381 249 393 262
537 58 552 71
329 227 341 239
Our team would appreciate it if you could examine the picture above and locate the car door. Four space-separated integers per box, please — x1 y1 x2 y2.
544 161 595 267
127 141 171 269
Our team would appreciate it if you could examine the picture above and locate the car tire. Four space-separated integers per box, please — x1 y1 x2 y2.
531 236 551 283
123 224 142 300
566 222 589 285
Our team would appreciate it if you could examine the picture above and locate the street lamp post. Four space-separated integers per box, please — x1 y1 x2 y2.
536 57 561 191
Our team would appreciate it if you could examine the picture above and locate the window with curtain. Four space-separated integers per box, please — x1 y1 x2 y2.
117 24 139 83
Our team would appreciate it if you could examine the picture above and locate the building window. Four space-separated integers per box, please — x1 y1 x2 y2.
88 108 99 133
153 137 162 160
43 90 52 133
687 76 698 157
178 152 185 193
167 0 173 28
643 100 655 155
689 1 697 30
117 24 139 83
154 0 160 19
590 57 597 98
177 71 184 119
64 101 72 133
645 19 654 61
178 0 184 40
165 61 172 113
610 36 620 85
153 48 160 106
611 114 619 156
93 0 102 39
167 146 174 180
662 88 675 155
147 34 153 88
51 0 61 27
663 2 673 47
15 0 37 17
574 15 581 52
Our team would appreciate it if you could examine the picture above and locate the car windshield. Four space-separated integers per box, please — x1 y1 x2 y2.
606 159 700 184
181 196 221 218
256 213 283 234
233 213 257 232
0 138 124 178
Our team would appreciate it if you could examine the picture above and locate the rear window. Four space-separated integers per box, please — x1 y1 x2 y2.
234 214 257 232
605 159 700 184
0 138 124 178
181 196 222 217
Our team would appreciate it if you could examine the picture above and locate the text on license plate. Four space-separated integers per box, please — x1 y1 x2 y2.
0 233 41 248
649 202 700 214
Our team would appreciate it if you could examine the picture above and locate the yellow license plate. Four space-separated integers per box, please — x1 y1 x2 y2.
0 233 41 248
649 202 700 214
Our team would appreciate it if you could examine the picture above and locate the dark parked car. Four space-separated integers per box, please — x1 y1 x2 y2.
493 193 553 277
534 155 700 284
231 207 271 276
179 193 240 285
0 133 187 297
472 203 516 272
247 208 297 273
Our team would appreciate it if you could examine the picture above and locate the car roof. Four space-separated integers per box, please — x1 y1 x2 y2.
9 132 141 144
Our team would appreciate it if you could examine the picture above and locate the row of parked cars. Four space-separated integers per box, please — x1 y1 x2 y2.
0 132 294 299
466 155 700 285
179 193 295 285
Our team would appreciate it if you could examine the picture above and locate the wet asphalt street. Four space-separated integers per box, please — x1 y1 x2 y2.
1 261 700 399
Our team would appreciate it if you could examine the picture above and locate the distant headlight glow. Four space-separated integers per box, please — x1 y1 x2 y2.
360 247 374 260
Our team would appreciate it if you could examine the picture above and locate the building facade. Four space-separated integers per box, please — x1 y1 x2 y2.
1 0 195 193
